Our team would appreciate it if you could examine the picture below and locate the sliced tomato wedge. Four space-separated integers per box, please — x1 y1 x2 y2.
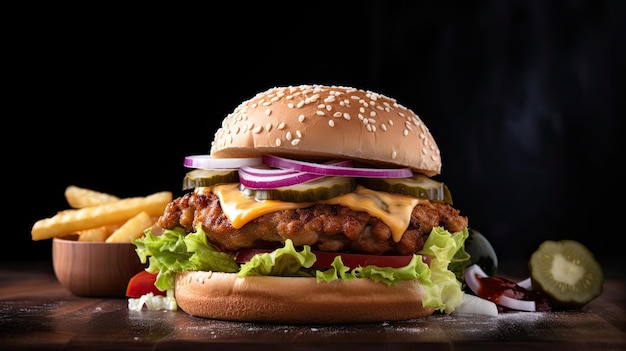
234 249 415 269
126 270 166 298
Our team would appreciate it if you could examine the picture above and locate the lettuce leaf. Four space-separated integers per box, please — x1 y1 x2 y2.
238 239 316 277
132 224 239 291
417 226 469 313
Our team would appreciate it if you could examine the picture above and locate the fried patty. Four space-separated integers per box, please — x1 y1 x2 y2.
157 191 468 256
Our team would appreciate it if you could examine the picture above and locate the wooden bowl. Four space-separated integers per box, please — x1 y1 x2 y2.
52 237 146 298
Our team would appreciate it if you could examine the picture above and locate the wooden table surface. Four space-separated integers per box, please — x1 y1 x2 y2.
1 259 625 351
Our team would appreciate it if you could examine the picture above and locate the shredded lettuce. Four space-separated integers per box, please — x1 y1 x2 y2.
132 224 469 313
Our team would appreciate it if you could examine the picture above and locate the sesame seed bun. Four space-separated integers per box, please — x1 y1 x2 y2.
210 85 442 176
174 271 435 324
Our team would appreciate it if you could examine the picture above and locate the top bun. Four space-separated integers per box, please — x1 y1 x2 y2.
210 85 442 176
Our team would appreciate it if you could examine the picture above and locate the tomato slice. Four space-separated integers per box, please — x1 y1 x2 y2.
126 270 166 298
234 249 414 269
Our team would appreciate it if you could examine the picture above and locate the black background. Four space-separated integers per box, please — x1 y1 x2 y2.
8 1 625 269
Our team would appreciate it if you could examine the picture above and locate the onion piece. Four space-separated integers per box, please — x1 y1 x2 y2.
452 293 498 316
238 167 325 189
184 155 263 169
238 160 356 189
517 277 533 290
241 160 354 177
262 155 413 178
464 264 537 312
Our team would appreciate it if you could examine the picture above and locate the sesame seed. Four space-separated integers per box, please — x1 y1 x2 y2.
370 111 376 117
285 131 292 141
275 138 281 146
296 100 305 108
358 114 364 120
392 150 397 159
265 108 271 116
388 119 394 126
291 139 301 146
316 111 325 116
298 114 305 123
278 122 285 129
262 101 271 106
266 123 273 132
318 104 325 109
403 129 409 136
380 124 387 131
333 112 342 118
252 125 263 134
328 120 335 127
287 103 294 108
343 113 350 120
376 105 384 111
296 130 302 138
366 124 372 132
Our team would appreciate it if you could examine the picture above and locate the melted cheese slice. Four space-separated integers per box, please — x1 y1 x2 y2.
212 184 426 242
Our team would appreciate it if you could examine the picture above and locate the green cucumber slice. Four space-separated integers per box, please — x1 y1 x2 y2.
529 240 604 309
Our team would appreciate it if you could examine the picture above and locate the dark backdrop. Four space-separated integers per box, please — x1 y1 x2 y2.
8 1 624 269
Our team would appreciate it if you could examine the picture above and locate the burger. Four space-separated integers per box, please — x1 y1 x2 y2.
132 84 471 323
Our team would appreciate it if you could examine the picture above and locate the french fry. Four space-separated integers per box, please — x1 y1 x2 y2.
105 211 154 243
77 224 121 242
65 185 120 208
31 191 172 241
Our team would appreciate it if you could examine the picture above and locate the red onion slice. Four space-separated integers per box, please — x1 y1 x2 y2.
262 155 413 178
241 160 353 177
184 155 263 169
238 167 325 189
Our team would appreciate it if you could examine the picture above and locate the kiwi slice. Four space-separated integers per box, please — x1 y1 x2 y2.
182 169 239 190
357 174 453 204
239 176 357 202
529 240 604 309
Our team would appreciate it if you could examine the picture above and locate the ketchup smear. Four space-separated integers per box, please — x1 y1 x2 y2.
474 274 552 312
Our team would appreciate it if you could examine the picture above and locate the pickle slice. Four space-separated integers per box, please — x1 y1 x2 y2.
357 174 453 204
529 240 604 309
183 169 239 190
239 176 356 202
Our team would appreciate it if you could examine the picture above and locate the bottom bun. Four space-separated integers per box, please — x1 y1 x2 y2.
175 271 435 324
